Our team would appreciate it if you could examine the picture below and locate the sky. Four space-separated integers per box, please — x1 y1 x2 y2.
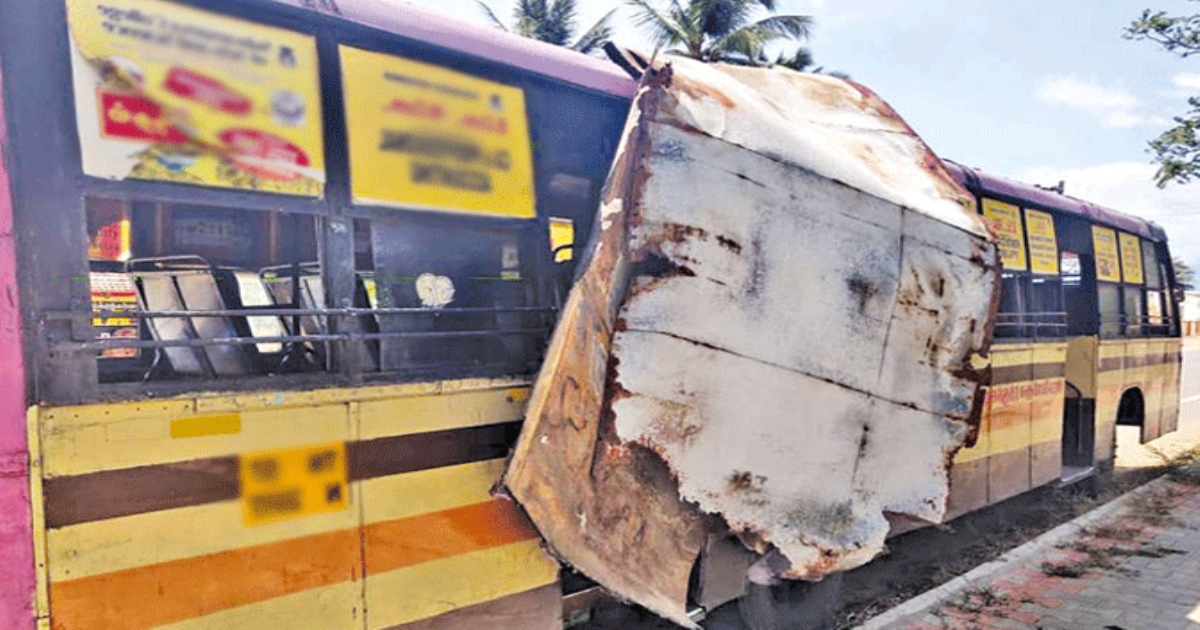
408 0 1200 271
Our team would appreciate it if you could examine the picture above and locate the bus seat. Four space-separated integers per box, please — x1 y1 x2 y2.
132 262 249 378
228 270 286 355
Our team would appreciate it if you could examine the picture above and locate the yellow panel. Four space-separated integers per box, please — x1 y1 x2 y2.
47 492 360 582
362 459 505 525
1092 226 1121 282
40 400 350 477
27 407 50 622
340 45 536 218
155 580 361 630
1065 336 1098 398
170 414 241 439
1024 209 1058 275
1031 382 1066 444
1118 232 1143 285
990 343 1035 368
1030 342 1067 365
982 199 1027 271
365 540 557 629
359 388 527 440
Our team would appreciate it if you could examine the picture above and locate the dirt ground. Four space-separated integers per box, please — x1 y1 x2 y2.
579 427 1200 630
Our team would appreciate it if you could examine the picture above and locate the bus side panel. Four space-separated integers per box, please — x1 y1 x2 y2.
0 59 36 630
1162 338 1182 434
36 380 556 630
1096 340 1126 463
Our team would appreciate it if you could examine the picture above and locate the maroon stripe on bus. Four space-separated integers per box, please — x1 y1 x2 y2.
43 421 522 529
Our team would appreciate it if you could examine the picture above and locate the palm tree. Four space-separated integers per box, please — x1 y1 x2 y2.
625 0 812 65
476 0 617 55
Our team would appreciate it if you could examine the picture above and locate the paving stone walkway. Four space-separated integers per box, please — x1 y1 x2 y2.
864 475 1200 630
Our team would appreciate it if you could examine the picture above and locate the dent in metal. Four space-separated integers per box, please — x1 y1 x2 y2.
504 58 999 626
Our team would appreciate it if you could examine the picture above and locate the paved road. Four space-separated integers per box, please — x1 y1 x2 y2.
865 474 1200 629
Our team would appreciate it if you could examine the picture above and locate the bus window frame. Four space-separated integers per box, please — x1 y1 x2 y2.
5 0 626 405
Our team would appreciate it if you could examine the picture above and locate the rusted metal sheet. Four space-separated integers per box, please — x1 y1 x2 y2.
504 58 999 627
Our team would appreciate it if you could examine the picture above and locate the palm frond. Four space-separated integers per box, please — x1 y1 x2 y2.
572 8 617 54
696 0 759 38
475 0 510 31
625 0 692 50
707 25 771 62
746 14 813 40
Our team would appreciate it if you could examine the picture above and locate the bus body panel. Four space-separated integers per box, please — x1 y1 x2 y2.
947 341 1067 519
34 378 559 630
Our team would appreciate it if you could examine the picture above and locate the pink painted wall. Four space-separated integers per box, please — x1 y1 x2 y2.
0 62 35 630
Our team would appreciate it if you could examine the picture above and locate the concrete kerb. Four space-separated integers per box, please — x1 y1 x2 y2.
855 474 1177 630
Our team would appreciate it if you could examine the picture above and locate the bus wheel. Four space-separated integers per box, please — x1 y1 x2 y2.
737 573 844 630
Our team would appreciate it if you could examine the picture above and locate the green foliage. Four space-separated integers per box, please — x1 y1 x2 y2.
1125 2 1200 187
625 0 812 66
477 0 616 54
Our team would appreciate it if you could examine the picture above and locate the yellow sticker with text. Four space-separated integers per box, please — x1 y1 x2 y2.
240 441 348 525
1024 209 1058 275
1118 232 1143 285
1092 226 1121 283
340 45 536 218
982 199 1027 271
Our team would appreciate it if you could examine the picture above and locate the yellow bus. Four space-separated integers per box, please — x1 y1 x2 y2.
0 0 633 628
946 162 1183 518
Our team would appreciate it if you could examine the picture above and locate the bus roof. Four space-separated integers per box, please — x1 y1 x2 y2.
945 161 1167 242
268 0 638 99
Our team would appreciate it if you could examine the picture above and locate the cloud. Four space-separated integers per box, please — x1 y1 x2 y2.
1013 162 1200 268
1035 76 1167 128
1174 73 1200 91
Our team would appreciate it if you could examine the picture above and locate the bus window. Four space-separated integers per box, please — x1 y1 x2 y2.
1123 288 1144 337
364 218 552 377
1098 283 1122 338
1143 240 1163 331
85 197 323 381
994 273 1026 339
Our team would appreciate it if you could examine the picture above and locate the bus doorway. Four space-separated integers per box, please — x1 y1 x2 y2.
1061 382 1096 479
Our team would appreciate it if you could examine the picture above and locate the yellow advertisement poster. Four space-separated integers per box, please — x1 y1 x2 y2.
1119 232 1144 285
1024 209 1058 275
1092 226 1121 282
66 0 325 196
340 45 536 218
982 199 1027 271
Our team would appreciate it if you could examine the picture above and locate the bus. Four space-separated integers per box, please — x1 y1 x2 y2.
944 162 1183 517
0 1 632 628
0 2 1184 630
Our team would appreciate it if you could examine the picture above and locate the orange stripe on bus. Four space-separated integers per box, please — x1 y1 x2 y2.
49 500 538 630
364 499 540 576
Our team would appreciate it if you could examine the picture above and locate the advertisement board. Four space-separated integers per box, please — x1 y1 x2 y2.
340 45 536 218
66 0 325 196
1092 226 1121 283
1024 209 1058 275
982 199 1027 271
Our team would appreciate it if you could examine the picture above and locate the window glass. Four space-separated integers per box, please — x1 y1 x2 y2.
995 273 1026 339
1123 288 1144 337
1098 283 1122 338
1029 277 1065 338
368 219 548 376
1142 240 1161 289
